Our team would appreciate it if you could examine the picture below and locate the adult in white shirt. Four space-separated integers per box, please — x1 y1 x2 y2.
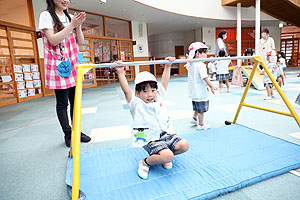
215 30 228 57
258 28 275 64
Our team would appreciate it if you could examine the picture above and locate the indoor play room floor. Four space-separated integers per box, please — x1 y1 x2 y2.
0 68 300 200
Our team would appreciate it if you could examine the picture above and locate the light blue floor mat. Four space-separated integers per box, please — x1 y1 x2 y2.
66 124 300 200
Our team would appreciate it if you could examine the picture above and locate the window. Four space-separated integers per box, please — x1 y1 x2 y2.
0 0 31 27
81 13 104 36
105 17 130 39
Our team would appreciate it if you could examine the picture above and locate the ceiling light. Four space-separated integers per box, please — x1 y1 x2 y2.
99 0 106 4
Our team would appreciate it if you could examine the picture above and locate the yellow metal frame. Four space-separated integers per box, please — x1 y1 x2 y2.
70 56 300 200
70 64 96 200
232 55 300 127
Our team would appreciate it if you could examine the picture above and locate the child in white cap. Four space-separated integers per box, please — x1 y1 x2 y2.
115 57 189 180
186 42 216 130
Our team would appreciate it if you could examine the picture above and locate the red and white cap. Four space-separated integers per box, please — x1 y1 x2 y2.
266 50 277 56
188 42 208 59
134 71 157 85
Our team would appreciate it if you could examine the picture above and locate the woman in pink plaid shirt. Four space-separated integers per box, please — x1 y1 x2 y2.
39 0 91 147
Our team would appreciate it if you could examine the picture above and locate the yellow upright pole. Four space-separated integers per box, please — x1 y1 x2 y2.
232 58 260 124
257 56 300 127
71 66 83 200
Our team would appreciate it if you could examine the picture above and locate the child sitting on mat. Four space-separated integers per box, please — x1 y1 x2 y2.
115 57 189 179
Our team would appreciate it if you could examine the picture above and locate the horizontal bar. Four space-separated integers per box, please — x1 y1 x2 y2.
78 56 253 69
242 103 293 117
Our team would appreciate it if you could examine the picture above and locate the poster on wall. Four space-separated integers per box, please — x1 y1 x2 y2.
121 51 125 61
33 80 41 88
31 64 39 72
22 64 31 72
32 72 40 80
112 41 118 55
14 65 23 73
17 82 25 89
102 40 111 62
27 89 35 97
24 73 33 80
15 73 24 82
93 39 103 63
18 90 27 98
26 81 34 88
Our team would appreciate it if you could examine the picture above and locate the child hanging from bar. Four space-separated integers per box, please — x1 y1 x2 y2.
115 57 189 179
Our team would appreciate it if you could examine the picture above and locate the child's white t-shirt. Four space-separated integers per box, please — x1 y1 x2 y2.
215 59 231 74
208 62 216 73
263 62 277 83
279 57 286 69
39 11 72 30
128 84 175 148
186 62 209 101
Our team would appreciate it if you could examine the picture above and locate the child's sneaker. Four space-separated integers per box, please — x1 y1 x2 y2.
162 161 173 170
227 89 230 93
190 117 197 126
138 159 150 179
264 96 272 100
197 124 210 131
271 95 275 98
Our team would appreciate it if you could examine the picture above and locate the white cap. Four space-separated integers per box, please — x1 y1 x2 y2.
188 42 208 59
134 71 157 85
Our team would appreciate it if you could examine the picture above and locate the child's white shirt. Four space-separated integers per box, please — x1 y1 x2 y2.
208 62 216 73
263 62 277 83
279 57 286 69
215 59 230 74
186 62 209 101
128 84 175 148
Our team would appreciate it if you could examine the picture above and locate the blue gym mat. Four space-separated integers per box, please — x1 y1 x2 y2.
66 124 300 200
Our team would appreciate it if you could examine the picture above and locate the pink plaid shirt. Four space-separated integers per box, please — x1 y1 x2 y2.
42 32 79 89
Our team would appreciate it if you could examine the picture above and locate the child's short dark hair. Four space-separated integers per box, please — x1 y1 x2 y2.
194 48 207 57
244 48 254 56
218 50 226 57
278 51 286 59
135 81 158 92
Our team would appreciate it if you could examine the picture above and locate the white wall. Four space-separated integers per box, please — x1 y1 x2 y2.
195 28 202 42
148 32 185 58
32 0 46 58
131 21 149 57
202 27 216 55
184 30 195 55
135 0 277 21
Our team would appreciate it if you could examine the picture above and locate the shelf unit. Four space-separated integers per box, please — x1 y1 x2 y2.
0 26 42 107
0 27 17 107
119 40 134 81
79 38 97 88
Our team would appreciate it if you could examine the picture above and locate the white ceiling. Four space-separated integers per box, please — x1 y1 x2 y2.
69 0 279 36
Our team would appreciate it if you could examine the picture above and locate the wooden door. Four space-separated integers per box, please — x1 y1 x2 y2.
281 38 300 67
175 46 184 58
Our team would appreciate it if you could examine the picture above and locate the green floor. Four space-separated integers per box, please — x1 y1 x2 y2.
0 68 300 200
